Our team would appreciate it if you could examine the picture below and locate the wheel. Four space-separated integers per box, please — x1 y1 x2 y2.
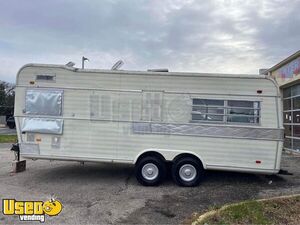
172 157 204 187
135 156 167 186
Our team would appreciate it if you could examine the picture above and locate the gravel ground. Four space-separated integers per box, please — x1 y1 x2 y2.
0 143 300 224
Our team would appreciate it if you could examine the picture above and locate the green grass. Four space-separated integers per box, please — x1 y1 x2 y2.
212 200 270 225
192 195 300 225
0 135 17 143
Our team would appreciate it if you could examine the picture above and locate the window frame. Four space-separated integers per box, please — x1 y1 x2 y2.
25 88 64 117
226 100 260 124
191 98 261 125
191 99 225 123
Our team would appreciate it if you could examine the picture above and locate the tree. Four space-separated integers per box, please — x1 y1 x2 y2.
0 81 15 116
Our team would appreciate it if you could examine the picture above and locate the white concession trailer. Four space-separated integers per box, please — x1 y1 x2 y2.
14 64 284 186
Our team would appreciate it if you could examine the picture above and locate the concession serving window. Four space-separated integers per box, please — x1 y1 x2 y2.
22 89 64 134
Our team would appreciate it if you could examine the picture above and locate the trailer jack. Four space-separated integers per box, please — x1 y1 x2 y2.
10 143 26 173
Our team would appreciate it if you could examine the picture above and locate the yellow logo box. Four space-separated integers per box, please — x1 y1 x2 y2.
2 198 62 222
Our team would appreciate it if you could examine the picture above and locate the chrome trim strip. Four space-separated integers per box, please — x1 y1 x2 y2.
132 122 284 141
14 115 283 130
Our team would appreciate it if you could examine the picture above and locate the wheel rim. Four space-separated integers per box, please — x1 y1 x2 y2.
142 163 159 181
179 164 197 182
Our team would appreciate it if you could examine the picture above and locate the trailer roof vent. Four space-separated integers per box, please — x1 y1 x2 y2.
147 68 169 72
111 60 124 70
65 61 75 67
36 74 55 82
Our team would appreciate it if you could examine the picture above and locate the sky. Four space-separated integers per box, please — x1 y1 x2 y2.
0 0 299 83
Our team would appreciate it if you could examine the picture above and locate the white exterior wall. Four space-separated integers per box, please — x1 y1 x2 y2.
15 64 283 174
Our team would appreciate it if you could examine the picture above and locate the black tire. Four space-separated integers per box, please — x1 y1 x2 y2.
135 156 167 186
172 157 204 187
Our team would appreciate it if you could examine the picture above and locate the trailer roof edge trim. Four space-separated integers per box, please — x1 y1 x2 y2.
16 63 268 83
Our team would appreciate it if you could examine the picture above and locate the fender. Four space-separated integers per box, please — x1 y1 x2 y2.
133 148 207 169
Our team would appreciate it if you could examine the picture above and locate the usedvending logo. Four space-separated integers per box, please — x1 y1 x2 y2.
2 198 62 223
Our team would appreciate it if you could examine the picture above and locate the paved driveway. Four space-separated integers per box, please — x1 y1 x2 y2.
0 127 16 135
0 143 300 224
